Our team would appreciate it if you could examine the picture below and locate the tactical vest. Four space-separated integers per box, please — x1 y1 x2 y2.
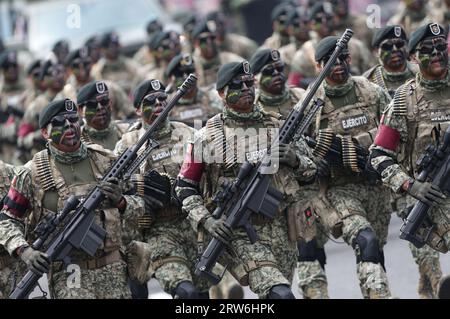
201 111 299 211
120 122 193 219
393 78 450 175
365 64 416 98
81 121 129 151
169 90 218 127
256 87 304 119
28 145 122 260
313 76 381 184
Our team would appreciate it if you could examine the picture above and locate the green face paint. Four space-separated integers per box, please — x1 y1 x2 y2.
418 53 431 68
261 75 273 88
226 90 241 104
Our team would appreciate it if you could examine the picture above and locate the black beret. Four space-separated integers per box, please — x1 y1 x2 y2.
77 81 109 105
85 35 101 48
166 53 195 78
181 13 198 28
309 1 334 19
26 59 43 76
192 19 217 39
249 49 282 74
149 31 179 50
64 47 90 66
133 79 166 108
100 32 120 47
409 23 448 53
0 50 18 69
39 60 57 81
216 61 252 91
286 6 308 26
52 40 69 53
372 25 407 48
315 36 340 62
271 2 293 22
39 99 77 129
146 18 163 35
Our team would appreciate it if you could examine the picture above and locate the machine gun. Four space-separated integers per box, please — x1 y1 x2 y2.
9 74 198 299
194 29 354 285
399 125 450 251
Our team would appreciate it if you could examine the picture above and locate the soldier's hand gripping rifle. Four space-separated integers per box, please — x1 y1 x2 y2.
9 74 198 299
399 125 450 251
195 29 354 285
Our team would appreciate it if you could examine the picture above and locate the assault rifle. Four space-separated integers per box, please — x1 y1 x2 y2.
9 74 197 299
195 29 354 285
400 125 450 250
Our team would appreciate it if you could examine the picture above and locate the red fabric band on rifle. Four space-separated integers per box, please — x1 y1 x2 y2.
374 124 401 151
179 143 205 182
17 123 35 138
3 187 30 218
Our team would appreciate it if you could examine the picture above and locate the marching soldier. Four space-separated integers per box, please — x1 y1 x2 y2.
369 23 450 298
133 18 164 67
262 2 294 50
51 40 70 65
388 0 434 36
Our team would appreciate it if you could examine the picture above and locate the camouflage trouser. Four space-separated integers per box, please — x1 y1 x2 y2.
147 217 210 296
0 257 19 299
50 261 131 299
229 212 297 298
326 183 392 299
396 195 443 299
297 228 329 299
209 265 244 299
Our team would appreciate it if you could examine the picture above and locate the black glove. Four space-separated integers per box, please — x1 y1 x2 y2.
202 216 234 245
272 143 299 168
316 159 331 178
99 177 124 207
20 246 50 276
406 180 446 207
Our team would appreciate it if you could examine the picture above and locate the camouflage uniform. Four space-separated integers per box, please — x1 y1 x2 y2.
303 76 393 298
0 160 21 299
114 120 211 296
0 142 145 298
133 46 155 67
262 32 291 50
81 121 130 151
169 88 222 127
91 56 141 95
255 86 304 119
219 33 258 60
388 4 434 36
369 71 450 296
176 105 317 298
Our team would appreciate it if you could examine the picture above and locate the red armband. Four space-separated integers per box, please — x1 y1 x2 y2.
374 124 401 151
288 72 301 87
3 186 31 219
179 143 205 182
17 123 35 138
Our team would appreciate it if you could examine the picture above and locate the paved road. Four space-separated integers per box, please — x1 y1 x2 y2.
31 218 450 299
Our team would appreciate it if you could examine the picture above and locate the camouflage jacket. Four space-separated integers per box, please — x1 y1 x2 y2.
255 86 305 119
220 33 258 60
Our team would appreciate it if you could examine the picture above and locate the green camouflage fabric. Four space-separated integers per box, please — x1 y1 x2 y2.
370 71 450 252
219 33 258 60
114 121 211 295
262 32 291 50
297 76 393 298
177 107 317 298
388 4 434 36
81 120 129 151
279 40 304 75
133 45 155 67
255 86 304 119
0 143 145 299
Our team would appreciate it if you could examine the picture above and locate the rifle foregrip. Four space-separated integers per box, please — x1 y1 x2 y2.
399 201 429 248
195 238 224 285
9 270 41 299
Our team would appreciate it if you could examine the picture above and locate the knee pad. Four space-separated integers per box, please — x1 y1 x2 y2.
352 228 383 265
267 284 295 299
173 281 199 299
298 239 327 269
128 278 149 299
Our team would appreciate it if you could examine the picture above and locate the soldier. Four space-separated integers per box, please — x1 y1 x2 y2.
288 2 373 89
262 2 294 50
205 11 258 60
302 36 393 298
166 53 222 127
192 20 243 88
0 50 27 164
388 0 434 36
85 35 102 65
174 61 318 298
51 40 70 65
21 59 46 111
133 18 164 67
279 7 311 75
91 31 141 95
77 81 130 150
64 48 135 121
114 79 211 299
364 25 442 299
364 26 418 98
179 13 198 54
17 60 66 162
369 23 450 298
0 160 21 299
142 31 182 84
0 99 146 298
249 48 304 118
430 0 450 26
